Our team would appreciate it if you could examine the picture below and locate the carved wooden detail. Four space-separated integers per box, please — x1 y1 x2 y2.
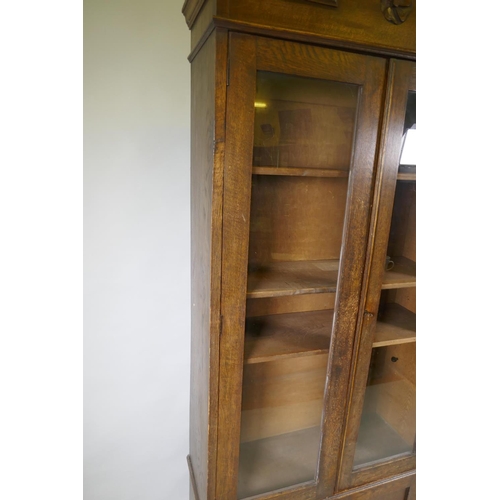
381 0 413 24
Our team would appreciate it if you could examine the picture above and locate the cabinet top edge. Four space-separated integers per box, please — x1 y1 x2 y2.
183 0 415 57
187 18 416 63
182 0 207 28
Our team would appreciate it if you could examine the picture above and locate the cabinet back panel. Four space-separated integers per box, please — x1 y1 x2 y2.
241 402 322 443
393 287 416 315
385 287 416 315
248 175 348 265
240 354 328 442
246 292 335 316
360 343 416 456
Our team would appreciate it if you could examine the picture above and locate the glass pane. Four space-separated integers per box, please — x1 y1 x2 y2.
399 91 416 171
253 71 357 170
353 343 416 467
238 71 359 498
354 91 416 469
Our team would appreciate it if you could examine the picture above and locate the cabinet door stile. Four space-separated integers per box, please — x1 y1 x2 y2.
316 55 387 499
218 35 386 500
338 59 416 491
216 32 258 500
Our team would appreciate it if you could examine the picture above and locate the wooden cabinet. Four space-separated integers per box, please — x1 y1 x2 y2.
183 2 415 500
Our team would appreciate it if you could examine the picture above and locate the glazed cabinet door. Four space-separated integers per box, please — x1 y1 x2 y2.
338 60 416 490
216 32 386 500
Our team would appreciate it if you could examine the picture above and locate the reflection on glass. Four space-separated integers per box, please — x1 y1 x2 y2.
354 89 416 469
238 71 360 498
399 91 416 167
253 71 358 170
353 343 416 467
238 354 328 498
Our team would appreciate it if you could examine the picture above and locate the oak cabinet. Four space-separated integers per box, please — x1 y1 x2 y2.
183 2 416 500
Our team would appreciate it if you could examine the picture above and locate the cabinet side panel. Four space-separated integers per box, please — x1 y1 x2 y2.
190 32 217 500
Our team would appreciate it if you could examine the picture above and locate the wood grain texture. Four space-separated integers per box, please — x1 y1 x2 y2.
241 403 324 443
253 167 349 178
207 28 229 500
338 60 416 491
240 354 328 442
315 51 387 499
189 29 228 500
396 173 415 181
185 0 415 58
189 32 216 500
241 354 328 411
211 17 415 61
219 0 415 55
248 176 348 266
246 292 336 317
256 38 375 85
215 35 387 500
184 0 417 491
247 260 341 298
244 309 334 363
382 257 416 290
373 304 416 347
331 471 414 500
392 287 416 315
349 455 416 490
215 33 257 500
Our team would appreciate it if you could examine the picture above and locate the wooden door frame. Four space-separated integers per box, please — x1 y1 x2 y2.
337 59 416 491
215 32 387 500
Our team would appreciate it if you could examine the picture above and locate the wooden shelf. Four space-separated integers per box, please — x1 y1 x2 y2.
397 172 416 181
244 309 333 364
247 256 415 298
382 256 416 289
247 260 340 299
238 426 319 499
252 166 349 178
374 303 416 347
244 303 415 364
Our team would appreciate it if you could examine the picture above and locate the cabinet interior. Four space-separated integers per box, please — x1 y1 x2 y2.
354 177 416 470
239 172 417 494
354 342 416 468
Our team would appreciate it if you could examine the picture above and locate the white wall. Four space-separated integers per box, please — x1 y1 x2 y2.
83 1 191 499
